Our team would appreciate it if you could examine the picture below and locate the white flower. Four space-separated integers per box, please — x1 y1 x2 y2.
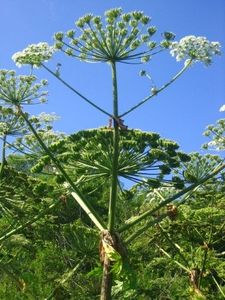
207 139 224 151
37 112 60 122
0 122 8 136
219 104 225 112
12 42 55 68
170 35 221 65
63 182 70 189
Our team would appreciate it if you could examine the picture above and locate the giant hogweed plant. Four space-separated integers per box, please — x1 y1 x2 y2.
0 8 223 299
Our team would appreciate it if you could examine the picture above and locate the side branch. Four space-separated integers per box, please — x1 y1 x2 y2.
125 186 199 244
119 161 225 233
42 64 112 118
18 107 106 231
120 60 192 118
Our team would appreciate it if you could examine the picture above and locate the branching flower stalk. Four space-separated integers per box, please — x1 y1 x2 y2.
120 59 192 118
0 75 48 177
0 107 61 170
12 8 177 122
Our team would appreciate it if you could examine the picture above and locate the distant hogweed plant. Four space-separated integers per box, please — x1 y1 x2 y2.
202 105 225 151
203 119 225 151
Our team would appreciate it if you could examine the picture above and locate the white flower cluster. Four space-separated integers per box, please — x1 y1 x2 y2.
170 35 221 65
37 112 60 123
0 122 8 136
12 42 55 68
207 140 225 151
219 104 225 112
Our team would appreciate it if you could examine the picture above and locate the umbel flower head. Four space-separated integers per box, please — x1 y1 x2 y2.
170 35 221 65
0 106 29 137
203 119 225 151
53 8 175 63
12 42 55 68
0 69 48 106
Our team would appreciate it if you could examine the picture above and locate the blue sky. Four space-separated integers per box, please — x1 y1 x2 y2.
0 0 225 154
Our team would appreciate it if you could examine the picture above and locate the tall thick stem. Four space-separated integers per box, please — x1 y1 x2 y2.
0 134 7 179
108 61 119 232
100 61 119 300
100 257 112 300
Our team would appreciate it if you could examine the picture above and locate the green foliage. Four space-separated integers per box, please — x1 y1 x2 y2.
1 135 224 300
104 154 225 299
0 168 101 299
33 128 189 189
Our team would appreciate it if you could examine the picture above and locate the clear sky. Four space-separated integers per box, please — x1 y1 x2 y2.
0 0 225 154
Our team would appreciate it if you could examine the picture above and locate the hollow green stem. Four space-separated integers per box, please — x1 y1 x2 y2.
0 134 7 179
42 64 112 118
71 191 105 231
100 61 120 300
108 61 119 232
17 106 106 231
125 188 199 244
119 162 225 233
125 213 168 244
120 60 192 118
211 273 225 298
